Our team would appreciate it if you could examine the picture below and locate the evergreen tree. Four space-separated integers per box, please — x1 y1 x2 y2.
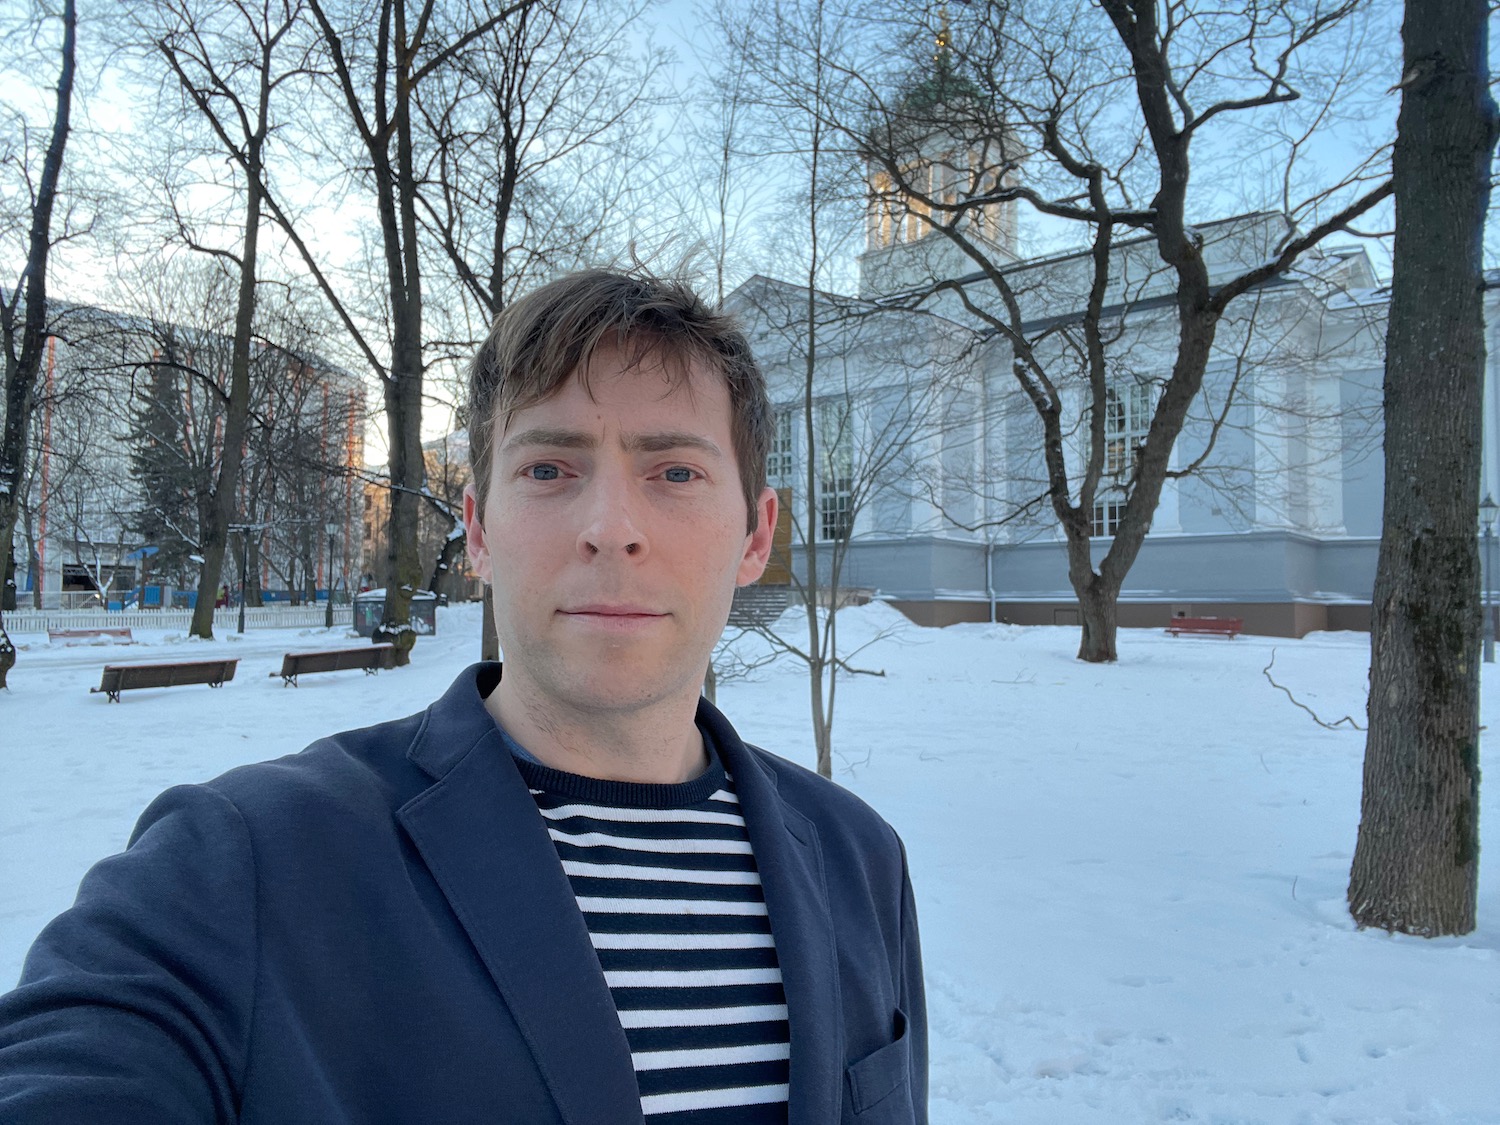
126 336 201 586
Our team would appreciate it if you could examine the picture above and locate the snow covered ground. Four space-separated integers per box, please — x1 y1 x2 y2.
2 603 1496 1123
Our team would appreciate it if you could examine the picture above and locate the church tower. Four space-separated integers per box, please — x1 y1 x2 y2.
857 14 1021 298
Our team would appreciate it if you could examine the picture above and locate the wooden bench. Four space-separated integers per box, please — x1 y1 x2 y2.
49 627 134 645
271 644 396 686
1166 616 1244 639
91 658 239 702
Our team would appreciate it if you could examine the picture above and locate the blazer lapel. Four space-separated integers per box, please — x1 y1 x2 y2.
702 701 843 1125
397 666 643 1125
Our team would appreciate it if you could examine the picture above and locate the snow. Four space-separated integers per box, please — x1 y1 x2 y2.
3 603 1497 1123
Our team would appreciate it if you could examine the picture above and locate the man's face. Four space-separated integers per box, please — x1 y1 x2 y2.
464 341 776 718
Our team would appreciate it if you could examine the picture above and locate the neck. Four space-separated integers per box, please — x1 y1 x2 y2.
485 670 708 785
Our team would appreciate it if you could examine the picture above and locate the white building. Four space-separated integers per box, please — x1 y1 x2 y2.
729 198 1490 637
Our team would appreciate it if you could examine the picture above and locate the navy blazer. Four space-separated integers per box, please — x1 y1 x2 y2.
0 665 926 1123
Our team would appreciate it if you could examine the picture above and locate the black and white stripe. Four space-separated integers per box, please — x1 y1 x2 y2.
516 753 790 1124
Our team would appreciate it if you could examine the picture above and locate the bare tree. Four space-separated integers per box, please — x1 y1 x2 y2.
715 0 867 777
415 0 660 330
250 0 530 664
683 24 786 707
128 0 310 637
746 0 1395 661
737 277 988 772
45 258 357 614
1347 0 1497 937
0 0 75 686
680 9 781 308
720 0 982 776
410 0 660 658
19 309 137 610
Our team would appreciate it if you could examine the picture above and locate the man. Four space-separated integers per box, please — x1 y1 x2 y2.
0 269 926 1123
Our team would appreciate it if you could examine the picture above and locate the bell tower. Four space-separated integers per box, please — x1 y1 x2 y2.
858 12 1021 298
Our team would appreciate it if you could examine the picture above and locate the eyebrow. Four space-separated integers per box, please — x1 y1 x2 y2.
502 427 725 458
502 427 595 452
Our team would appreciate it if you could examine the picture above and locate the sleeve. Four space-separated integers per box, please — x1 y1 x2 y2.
898 835 928 1125
0 783 259 1124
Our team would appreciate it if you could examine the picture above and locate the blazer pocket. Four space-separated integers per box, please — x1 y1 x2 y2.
844 1007 912 1118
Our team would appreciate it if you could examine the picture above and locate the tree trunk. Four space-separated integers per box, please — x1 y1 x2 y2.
378 362 425 665
193 531 231 630
1348 0 1497 937
23 503 40 609
1076 579 1120 663
0 0 74 675
481 584 500 661
812 666 831 778
0 627 14 689
369 2 427 667
184 39 271 639
426 528 465 598
246 537 263 607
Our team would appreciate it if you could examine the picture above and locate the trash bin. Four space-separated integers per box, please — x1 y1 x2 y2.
353 589 439 637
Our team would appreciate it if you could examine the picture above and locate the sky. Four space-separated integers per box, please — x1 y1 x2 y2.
0 0 1425 461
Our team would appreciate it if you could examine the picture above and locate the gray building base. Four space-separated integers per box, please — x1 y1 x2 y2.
885 598 1371 635
799 530 1382 637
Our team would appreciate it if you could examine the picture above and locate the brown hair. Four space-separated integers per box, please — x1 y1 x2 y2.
466 268 772 531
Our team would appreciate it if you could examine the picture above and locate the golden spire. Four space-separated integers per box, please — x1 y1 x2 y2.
935 5 952 64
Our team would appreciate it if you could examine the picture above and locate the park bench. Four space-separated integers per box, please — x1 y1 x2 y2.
49 627 134 645
1166 616 1244 639
271 643 396 686
91 657 239 702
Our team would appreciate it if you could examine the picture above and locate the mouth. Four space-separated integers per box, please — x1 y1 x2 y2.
558 605 668 628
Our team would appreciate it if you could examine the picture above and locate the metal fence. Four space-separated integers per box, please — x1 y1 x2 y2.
3 605 354 635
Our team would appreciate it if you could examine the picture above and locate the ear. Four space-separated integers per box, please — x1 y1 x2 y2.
735 486 778 587
463 483 494 584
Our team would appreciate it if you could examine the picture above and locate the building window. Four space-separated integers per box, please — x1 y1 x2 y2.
870 172 898 250
817 400 854 541
1091 380 1153 537
767 408 795 489
1090 498 1124 538
869 162 938 250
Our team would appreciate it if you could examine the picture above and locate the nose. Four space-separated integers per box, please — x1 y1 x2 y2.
576 474 648 561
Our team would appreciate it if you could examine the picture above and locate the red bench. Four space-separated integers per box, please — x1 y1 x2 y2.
1166 616 1244 639
49 627 135 645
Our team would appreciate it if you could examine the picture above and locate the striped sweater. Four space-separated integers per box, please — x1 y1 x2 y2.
512 741 791 1124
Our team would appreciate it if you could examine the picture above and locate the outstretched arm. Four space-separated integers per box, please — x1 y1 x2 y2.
0 784 258 1124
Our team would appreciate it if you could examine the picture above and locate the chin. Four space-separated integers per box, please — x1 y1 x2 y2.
559 662 701 714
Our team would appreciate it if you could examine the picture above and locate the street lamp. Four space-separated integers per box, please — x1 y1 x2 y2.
1482 494 1497 663
325 522 339 630
227 524 252 635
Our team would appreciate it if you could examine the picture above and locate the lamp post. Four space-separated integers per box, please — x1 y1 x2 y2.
1482 494 1497 663
325 522 339 630
227 524 251 635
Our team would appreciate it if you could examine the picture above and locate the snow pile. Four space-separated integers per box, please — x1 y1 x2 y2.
3 605 1497 1123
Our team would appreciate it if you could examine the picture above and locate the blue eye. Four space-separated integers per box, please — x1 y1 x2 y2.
663 466 694 483
528 464 561 481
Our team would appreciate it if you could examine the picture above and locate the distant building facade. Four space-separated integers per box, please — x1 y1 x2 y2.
730 208 1496 638
359 430 482 603
11 300 366 610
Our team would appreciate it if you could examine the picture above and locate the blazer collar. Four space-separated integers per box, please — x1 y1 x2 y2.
399 665 842 1125
697 698 843 1125
398 664 643 1125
